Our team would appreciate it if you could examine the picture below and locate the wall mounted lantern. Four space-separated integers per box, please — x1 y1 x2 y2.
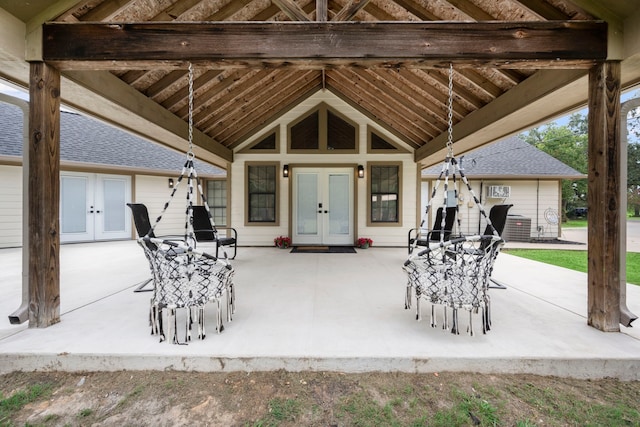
357 165 365 178
283 164 289 178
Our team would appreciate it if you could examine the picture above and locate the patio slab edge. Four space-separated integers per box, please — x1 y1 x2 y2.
1 353 639 381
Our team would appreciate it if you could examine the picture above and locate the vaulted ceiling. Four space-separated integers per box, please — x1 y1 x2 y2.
1 0 639 168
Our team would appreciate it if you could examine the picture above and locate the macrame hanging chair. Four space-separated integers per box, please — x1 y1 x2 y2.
403 64 504 336
137 63 235 344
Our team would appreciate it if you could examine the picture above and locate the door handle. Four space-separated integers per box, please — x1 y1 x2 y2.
96 210 102 214
324 210 328 213
88 206 94 213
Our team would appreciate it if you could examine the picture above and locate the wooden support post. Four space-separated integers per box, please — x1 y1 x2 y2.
587 61 621 331
28 62 61 328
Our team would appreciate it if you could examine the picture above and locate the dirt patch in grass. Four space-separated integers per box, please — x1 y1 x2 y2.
2 370 639 426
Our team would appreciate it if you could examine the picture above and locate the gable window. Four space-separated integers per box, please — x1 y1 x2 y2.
206 179 228 226
252 133 276 150
288 103 358 153
290 111 319 150
369 163 401 225
246 163 278 224
240 127 280 153
367 126 408 153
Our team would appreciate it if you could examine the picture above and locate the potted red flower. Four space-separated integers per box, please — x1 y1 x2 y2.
274 236 291 249
357 237 373 249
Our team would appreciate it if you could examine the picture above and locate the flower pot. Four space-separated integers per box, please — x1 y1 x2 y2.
360 243 369 249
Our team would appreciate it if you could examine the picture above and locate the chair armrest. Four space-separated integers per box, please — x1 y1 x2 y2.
213 227 237 260
408 228 430 254
215 227 237 242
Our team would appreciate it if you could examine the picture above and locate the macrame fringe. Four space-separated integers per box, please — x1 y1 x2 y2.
198 306 206 339
147 298 231 344
420 303 492 336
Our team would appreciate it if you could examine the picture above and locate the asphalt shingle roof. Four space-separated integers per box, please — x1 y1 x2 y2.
422 136 585 178
0 101 224 176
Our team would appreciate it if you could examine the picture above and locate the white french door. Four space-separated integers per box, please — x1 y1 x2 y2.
60 172 131 243
292 167 354 246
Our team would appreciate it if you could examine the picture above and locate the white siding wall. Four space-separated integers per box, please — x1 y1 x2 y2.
231 90 418 247
0 169 183 247
0 165 22 248
133 175 190 237
425 178 560 239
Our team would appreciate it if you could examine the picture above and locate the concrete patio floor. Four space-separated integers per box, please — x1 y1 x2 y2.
1 231 639 379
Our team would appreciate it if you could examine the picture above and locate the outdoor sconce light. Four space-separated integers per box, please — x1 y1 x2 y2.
283 164 289 178
168 178 174 188
357 165 365 178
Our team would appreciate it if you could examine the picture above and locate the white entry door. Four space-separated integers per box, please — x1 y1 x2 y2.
60 172 131 243
292 167 354 245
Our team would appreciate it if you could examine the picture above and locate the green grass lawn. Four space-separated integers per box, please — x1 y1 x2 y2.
562 219 587 228
503 249 640 285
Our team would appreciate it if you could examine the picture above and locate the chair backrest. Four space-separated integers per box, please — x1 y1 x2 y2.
127 203 158 251
127 203 155 238
483 204 513 236
192 205 217 242
430 206 457 241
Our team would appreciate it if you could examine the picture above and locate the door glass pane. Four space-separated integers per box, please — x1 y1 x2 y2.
297 174 318 235
328 174 349 235
103 179 126 232
61 176 87 233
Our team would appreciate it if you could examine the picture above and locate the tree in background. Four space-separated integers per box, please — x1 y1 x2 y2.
520 113 588 221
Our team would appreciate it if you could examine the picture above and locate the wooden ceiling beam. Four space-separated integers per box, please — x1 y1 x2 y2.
160 69 223 111
80 0 132 22
272 0 311 21
356 69 444 136
62 70 233 163
217 74 322 145
327 71 429 146
352 69 442 135
414 68 587 163
317 0 328 21
210 71 317 140
395 69 466 121
456 69 504 99
442 0 495 20
375 69 449 128
326 85 419 149
392 0 442 20
331 0 370 21
410 69 476 116
40 21 607 69
146 70 187 100
194 69 276 130
514 0 570 20
228 84 322 149
337 68 436 141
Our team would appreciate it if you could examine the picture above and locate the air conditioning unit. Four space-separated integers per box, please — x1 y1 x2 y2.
486 185 510 198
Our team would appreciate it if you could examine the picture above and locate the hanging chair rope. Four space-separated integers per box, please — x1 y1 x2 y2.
403 64 505 336
135 63 235 344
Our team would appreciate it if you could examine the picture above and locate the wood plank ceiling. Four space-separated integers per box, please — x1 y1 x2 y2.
51 0 595 158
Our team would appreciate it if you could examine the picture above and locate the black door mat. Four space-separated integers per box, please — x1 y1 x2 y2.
290 246 357 253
